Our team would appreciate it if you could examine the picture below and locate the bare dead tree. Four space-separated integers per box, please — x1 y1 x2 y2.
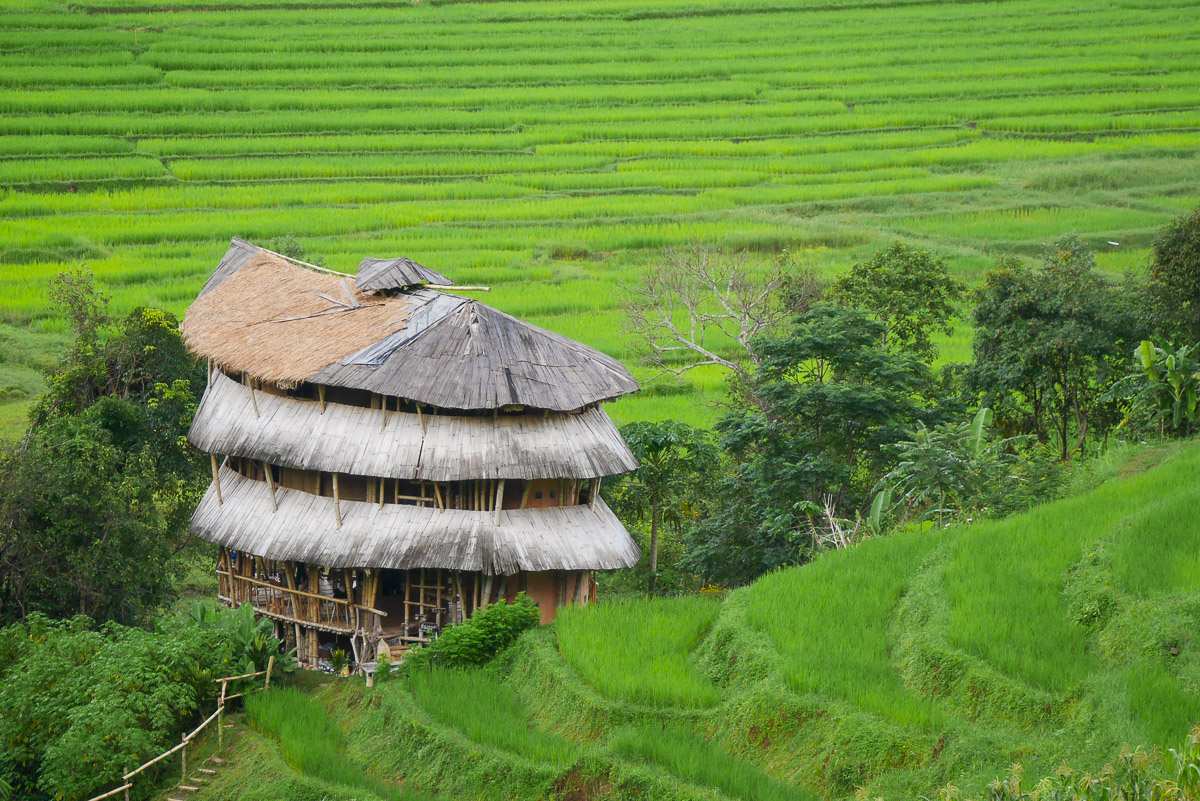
812 494 868 551
624 244 820 380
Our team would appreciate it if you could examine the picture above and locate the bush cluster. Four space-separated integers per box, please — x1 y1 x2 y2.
403 593 540 672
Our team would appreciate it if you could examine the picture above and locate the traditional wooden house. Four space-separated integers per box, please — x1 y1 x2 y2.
182 238 641 667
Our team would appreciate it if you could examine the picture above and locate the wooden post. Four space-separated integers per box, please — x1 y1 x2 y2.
381 394 390 431
454 571 464 624
494 479 505 525
246 376 259 418
416 403 426 434
520 481 532 509
590 477 600 507
434 483 444 513
180 732 187 782
218 679 227 749
332 473 342 529
497 574 508 605
265 654 275 689
318 385 326 413
210 453 223 505
481 573 493 611
262 461 277 511
207 357 213 388
379 478 385 509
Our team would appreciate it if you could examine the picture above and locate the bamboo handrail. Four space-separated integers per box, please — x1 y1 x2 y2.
86 660 275 801
87 783 132 801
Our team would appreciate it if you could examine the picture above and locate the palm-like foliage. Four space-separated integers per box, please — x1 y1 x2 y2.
882 408 1028 528
1107 340 1200 439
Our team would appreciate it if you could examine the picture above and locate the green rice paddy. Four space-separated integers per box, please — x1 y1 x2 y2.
1 0 1198 435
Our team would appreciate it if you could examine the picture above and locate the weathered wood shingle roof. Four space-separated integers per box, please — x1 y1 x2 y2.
182 238 638 411
191 467 641 574
356 256 451 291
190 370 637 481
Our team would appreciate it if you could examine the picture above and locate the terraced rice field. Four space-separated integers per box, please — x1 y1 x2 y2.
1 0 1198 432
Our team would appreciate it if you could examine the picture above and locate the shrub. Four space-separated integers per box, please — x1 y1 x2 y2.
403 593 540 672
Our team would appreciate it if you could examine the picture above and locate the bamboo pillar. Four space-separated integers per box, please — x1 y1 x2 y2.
520 481 532 509
262 461 277 511
494 479 505 525
210 453 223 505
283 562 302 651
332 473 342 529
319 385 326 413
481 573 493 611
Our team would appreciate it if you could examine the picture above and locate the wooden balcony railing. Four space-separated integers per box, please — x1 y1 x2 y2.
217 571 384 634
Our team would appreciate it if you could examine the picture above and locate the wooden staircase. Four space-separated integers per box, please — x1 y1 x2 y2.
167 755 224 801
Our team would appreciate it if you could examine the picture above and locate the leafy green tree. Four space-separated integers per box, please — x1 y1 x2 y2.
1106 340 1200 439
0 271 206 626
686 302 933 584
1149 205 1200 343
607 421 718 595
831 242 965 361
970 235 1143 460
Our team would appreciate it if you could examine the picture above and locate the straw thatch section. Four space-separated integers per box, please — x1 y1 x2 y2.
192 466 640 574
182 238 639 411
356 256 451 292
190 370 637 481
181 250 426 387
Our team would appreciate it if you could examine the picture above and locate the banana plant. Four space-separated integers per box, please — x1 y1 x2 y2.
1107 340 1200 439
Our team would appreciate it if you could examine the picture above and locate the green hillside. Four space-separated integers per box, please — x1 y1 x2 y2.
182 439 1200 800
2 0 1200 436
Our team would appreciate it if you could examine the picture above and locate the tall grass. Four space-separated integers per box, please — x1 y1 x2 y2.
405 668 577 764
745 529 945 727
555 596 721 708
943 445 1200 692
245 688 429 801
610 724 816 801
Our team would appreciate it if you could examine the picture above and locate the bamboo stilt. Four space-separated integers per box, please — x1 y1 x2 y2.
332 473 342 528
520 481 532 509
210 453 223 505
494 479 505 524
262 461 277 511
318 384 326 413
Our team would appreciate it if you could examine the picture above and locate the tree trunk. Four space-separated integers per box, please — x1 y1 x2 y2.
648 503 660 597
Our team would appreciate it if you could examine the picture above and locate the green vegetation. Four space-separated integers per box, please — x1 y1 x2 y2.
402 593 541 672
245 688 427 800
556 596 720 708
745 529 943 727
405 667 577 765
610 724 815 801
1 0 1199 433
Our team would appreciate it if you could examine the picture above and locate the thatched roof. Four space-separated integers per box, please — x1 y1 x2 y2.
183 238 638 412
191 466 641 574
356 256 451 292
190 370 637 481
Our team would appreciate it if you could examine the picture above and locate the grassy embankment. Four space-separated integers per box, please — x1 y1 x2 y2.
181 439 1200 800
3 0 1200 438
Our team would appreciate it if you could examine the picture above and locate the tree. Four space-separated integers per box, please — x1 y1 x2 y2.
607 420 717 595
831 242 965 361
686 302 934 584
970 235 1143 460
1149 205 1200 343
624 244 822 379
0 271 205 626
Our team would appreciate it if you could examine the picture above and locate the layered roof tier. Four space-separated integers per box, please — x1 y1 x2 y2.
193 466 640 574
190 370 637 482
